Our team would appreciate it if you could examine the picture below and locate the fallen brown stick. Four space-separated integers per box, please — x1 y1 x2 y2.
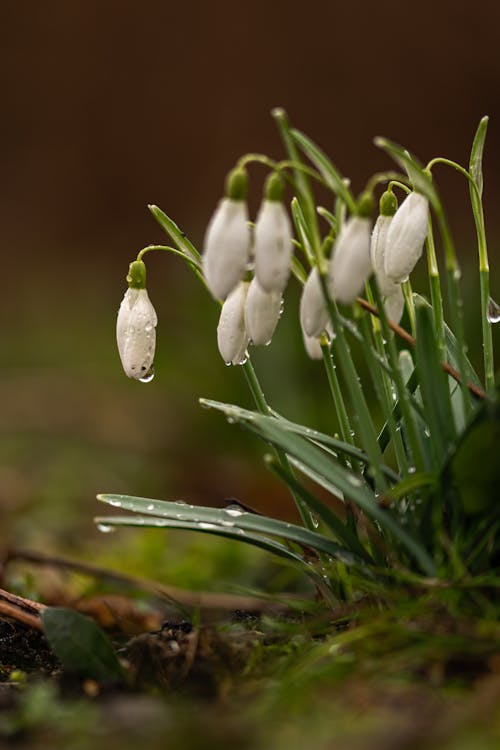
0 588 46 631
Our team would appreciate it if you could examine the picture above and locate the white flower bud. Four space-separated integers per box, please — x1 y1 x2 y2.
202 198 250 300
328 217 372 305
217 282 250 365
244 278 282 346
383 285 405 324
384 192 429 283
370 214 399 297
254 201 293 293
300 266 328 338
303 332 323 360
116 288 157 380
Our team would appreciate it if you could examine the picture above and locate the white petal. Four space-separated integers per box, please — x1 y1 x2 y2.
370 215 399 297
328 217 372 304
300 266 328 337
217 282 250 365
384 193 428 282
384 286 405 324
202 198 250 299
116 288 157 379
244 278 282 346
303 332 323 360
254 201 293 293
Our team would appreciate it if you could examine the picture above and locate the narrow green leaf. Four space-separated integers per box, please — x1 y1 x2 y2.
198 400 436 574
97 494 357 563
148 204 201 262
374 138 439 210
41 607 124 682
291 130 356 212
390 472 437 500
291 197 315 264
414 299 456 465
414 294 482 388
469 116 488 197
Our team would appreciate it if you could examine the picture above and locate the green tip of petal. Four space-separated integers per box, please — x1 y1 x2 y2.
127 260 147 289
356 191 375 218
380 190 398 216
225 167 248 201
264 172 285 202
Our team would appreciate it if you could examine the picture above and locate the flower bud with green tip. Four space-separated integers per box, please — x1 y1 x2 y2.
328 192 373 305
384 191 429 283
371 190 400 297
202 167 251 300
116 260 158 380
217 281 250 365
300 265 329 338
244 277 283 346
254 172 293 293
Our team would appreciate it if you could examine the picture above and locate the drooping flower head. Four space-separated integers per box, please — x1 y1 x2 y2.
371 189 400 297
217 282 250 365
328 192 374 305
300 265 329 338
244 277 283 346
202 167 251 300
254 172 293 294
116 260 157 380
384 191 429 283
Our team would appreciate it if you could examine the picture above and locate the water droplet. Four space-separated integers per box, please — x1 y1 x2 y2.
139 366 155 383
145 324 153 332
224 507 243 518
108 499 122 507
221 520 235 527
310 513 319 529
198 522 218 530
487 296 500 324
97 523 116 534
147 503 155 511
408 466 416 474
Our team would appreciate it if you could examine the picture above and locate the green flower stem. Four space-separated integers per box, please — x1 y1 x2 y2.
401 279 416 337
319 289 389 493
242 360 317 532
272 108 322 254
432 205 472 418
427 156 494 391
320 342 360 472
136 244 206 287
424 217 446 359
364 287 409 474
371 283 427 473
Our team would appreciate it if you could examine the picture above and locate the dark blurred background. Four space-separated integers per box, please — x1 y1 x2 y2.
1 1 500 580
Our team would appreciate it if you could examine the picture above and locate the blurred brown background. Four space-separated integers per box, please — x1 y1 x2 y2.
1 1 500 552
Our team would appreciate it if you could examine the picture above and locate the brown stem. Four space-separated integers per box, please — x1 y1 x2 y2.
356 297 487 400
0 588 45 631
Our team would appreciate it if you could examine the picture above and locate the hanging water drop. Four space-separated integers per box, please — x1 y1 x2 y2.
97 523 116 534
487 296 500 324
139 366 155 383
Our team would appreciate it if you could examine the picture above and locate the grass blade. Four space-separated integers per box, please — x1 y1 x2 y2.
148 204 201 263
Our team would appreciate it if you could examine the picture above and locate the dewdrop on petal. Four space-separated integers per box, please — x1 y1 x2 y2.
384 191 429 283
328 193 373 305
370 190 400 297
254 173 293 293
217 282 250 365
300 265 329 338
202 167 251 300
244 277 282 346
116 260 157 381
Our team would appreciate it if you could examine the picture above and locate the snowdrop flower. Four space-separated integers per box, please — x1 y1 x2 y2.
254 173 293 293
384 191 429 283
303 323 334 361
384 285 405 324
370 191 400 297
217 282 250 365
328 194 373 305
244 277 282 346
116 260 157 380
202 168 251 300
300 266 329 338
